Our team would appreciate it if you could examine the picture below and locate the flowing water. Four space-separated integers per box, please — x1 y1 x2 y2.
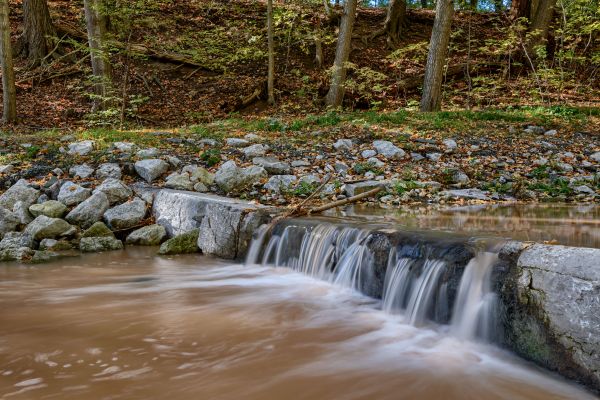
1 245 596 400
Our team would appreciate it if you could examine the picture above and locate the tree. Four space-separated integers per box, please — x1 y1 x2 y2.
83 0 113 111
15 0 56 66
325 0 358 108
511 0 531 19
0 0 16 123
420 0 454 112
267 0 275 105
369 0 407 48
526 0 557 53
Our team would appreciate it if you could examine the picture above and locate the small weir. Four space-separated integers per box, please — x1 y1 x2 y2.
247 219 502 342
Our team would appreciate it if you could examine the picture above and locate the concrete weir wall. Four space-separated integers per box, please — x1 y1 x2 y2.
152 189 600 392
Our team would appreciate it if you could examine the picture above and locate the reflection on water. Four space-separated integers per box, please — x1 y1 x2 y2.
328 203 600 248
0 248 595 400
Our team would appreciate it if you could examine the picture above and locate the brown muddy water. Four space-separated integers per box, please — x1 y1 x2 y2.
0 248 596 400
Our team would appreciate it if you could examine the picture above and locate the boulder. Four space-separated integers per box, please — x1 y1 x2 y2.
264 175 297 193
134 159 169 183
182 165 215 185
214 161 267 193
344 181 383 197
243 144 269 158
31 250 62 263
443 138 458 152
440 189 490 201
39 238 72 251
29 200 68 218
333 139 353 151
65 191 110 229
103 198 147 230
112 142 137 153
82 221 115 238
0 164 14 174
12 201 33 225
0 180 40 210
0 232 34 251
79 237 124 253
252 157 291 175
24 215 74 240
0 208 20 238
373 140 405 160
93 178 133 205
226 138 250 148
57 181 91 206
158 229 199 255
68 140 95 156
590 152 600 163
0 246 34 262
69 164 95 178
136 148 160 159
164 173 194 191
95 163 122 180
126 224 167 246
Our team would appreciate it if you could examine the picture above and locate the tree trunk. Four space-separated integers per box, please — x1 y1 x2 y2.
83 0 113 111
314 33 324 68
267 0 275 105
420 0 454 112
510 0 531 19
325 0 357 108
470 0 478 10
16 0 56 65
526 0 556 54
493 0 503 13
375 0 407 47
0 0 16 123
421 0 428 8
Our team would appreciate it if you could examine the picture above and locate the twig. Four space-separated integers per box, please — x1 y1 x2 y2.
308 186 383 214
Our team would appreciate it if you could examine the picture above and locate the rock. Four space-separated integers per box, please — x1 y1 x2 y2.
126 224 167 246
79 237 124 253
344 181 383 197
226 138 250 148
39 238 72 251
136 148 160 159
68 140 95 156
65 191 110 229
31 250 62 263
252 157 291 175
112 142 137 153
215 161 267 193
334 162 350 174
12 201 33 225
411 153 425 161
0 246 34 262
95 163 122 180
590 152 600 163
574 185 595 195
0 164 14 174
103 198 147 230
182 165 215 185
60 134 74 142
69 164 95 178
361 149 377 158
299 174 319 185
373 140 405 160
544 129 558 136
443 138 458 151
366 157 384 168
0 180 40 210
158 229 199 255
0 232 34 251
243 144 269 158
57 181 91 206
36 194 49 204
130 183 157 205
166 156 182 167
0 208 20 239
525 125 546 135
264 175 297 193
93 178 133 205
164 173 194 191
427 153 442 162
194 182 208 192
440 188 490 201
24 215 74 240
82 221 115 238
333 139 353 151
503 244 600 390
556 162 573 173
134 159 169 183
448 169 470 184
534 158 548 166
291 160 311 168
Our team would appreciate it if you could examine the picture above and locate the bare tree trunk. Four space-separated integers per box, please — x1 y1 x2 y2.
370 0 407 47
526 0 556 54
325 0 357 108
314 33 324 68
420 0 454 112
15 0 56 65
511 0 531 19
267 0 275 105
0 0 16 123
83 0 113 111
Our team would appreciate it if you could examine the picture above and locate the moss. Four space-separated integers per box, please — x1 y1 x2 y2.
158 229 200 255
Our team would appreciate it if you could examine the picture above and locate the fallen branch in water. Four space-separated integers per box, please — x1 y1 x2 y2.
307 186 383 214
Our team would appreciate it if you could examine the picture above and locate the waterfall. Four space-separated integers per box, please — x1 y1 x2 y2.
246 220 501 341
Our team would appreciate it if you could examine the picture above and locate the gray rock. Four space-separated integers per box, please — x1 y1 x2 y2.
0 164 14 174
244 133 262 142
215 161 267 193
264 175 297 193
440 188 490 201
0 180 40 210
252 157 291 175
0 208 20 239
95 163 122 180
25 215 74 240
136 148 160 159
29 200 68 218
182 165 215 185
411 153 425 161
299 174 320 186
373 140 405 160
69 164 95 178
544 129 558 136
426 153 442 162
31 250 62 263
130 183 157 205
334 162 350 174
291 160 311 168
93 178 133 205
344 181 383 197
103 198 147 230
243 144 269 158
68 140 95 156
57 181 91 206
226 138 250 148
134 159 169 183
556 162 573 173
361 149 377 158
366 157 384 168
12 201 33 225
126 224 167 246
166 156 182 167
448 169 470 184
164 173 194 191
112 141 137 153
525 125 546 134
158 229 199 255
333 139 353 151
590 152 600 163
39 238 72 251
79 237 124 253
574 185 595 195
82 221 114 238
0 232 34 251
65 191 110 229
443 138 458 151
0 246 34 262
194 182 208 192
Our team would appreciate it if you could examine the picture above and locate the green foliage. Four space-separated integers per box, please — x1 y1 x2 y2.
289 180 318 197
200 149 221 167
393 180 420 195
342 63 389 108
528 179 574 197
353 161 383 176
